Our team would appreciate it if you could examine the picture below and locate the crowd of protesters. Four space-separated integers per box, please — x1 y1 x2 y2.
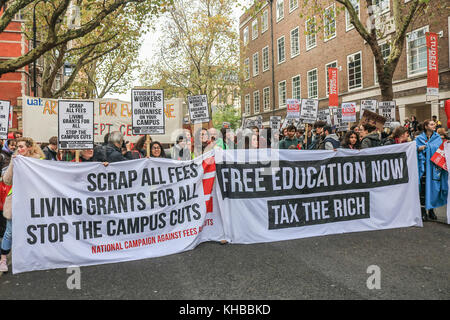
0 114 448 272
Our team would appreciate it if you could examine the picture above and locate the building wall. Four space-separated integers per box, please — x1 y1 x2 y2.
240 0 450 125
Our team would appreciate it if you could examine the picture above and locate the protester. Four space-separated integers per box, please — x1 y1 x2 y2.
171 134 191 161
150 141 166 158
279 125 300 149
360 124 381 149
341 130 360 149
215 128 229 150
0 137 45 272
350 124 360 134
319 125 340 150
0 139 16 171
383 126 410 145
245 133 260 149
129 135 151 159
437 128 448 141
410 115 418 133
309 121 326 150
416 119 448 221
104 131 132 163
194 128 211 157
42 136 58 161
432 115 442 129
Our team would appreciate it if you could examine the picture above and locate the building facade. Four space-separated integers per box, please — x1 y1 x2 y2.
240 0 450 126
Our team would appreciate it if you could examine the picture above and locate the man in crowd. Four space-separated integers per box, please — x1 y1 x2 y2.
279 125 300 149
42 136 58 161
308 121 326 150
319 125 340 150
103 131 131 162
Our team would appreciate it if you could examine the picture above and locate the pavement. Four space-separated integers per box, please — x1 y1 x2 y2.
0 208 448 300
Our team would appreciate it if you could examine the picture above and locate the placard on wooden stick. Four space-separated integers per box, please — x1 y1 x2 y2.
58 100 94 150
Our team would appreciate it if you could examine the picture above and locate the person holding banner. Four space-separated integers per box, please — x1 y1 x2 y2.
279 125 300 149
42 136 59 161
0 137 45 272
104 131 132 163
150 141 167 158
341 130 361 150
383 127 410 146
171 134 192 161
129 135 151 159
309 121 326 150
71 149 109 166
0 139 16 170
416 120 448 221
360 124 381 149
319 126 340 150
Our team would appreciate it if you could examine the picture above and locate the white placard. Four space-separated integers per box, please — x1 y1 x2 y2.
286 99 301 119
0 100 11 139
132 89 165 135
378 101 396 126
342 102 357 123
360 100 378 119
188 95 210 124
270 116 282 130
300 99 318 123
58 100 94 150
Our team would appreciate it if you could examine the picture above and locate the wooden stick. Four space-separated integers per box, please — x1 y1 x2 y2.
75 150 80 162
146 134 150 158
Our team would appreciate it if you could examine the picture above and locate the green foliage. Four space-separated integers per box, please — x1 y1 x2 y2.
212 104 241 130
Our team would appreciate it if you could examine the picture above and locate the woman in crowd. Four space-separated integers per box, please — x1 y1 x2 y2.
171 134 191 161
194 128 211 157
383 126 410 145
129 135 151 159
359 124 381 149
0 139 16 171
416 119 448 221
0 137 45 272
149 141 166 158
341 130 360 149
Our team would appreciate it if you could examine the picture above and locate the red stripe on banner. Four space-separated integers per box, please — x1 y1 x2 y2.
202 157 216 173
205 197 213 213
426 32 439 95
202 177 215 195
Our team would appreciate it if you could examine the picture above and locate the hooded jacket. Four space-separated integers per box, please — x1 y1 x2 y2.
360 132 381 149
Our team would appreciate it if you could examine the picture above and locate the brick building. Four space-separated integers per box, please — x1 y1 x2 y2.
239 0 450 127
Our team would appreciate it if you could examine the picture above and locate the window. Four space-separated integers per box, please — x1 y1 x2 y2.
252 19 258 40
325 61 338 96
306 18 317 50
263 87 270 111
261 9 269 33
13 10 25 21
373 0 390 14
278 80 287 107
324 4 336 41
276 0 284 22
244 94 250 115
375 42 391 83
307 69 318 98
289 0 298 12
262 46 269 72
253 52 259 77
253 91 260 114
347 52 362 90
292 75 301 100
345 0 360 31
244 58 250 80
290 27 300 58
55 75 61 90
243 27 249 45
407 26 428 76
277 36 285 64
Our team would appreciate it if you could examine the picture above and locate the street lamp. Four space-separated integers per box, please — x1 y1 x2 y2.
32 0 47 97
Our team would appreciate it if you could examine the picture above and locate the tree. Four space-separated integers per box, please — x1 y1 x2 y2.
212 104 241 130
0 0 173 77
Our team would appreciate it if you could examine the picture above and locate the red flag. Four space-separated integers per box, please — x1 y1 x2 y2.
328 67 338 107
426 32 439 96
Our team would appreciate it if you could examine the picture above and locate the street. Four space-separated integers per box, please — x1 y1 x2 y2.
0 219 448 300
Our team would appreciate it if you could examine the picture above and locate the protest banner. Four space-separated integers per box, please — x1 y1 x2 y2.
22 96 183 144
426 32 439 97
360 110 386 132
341 102 357 123
300 99 318 123
331 107 348 132
328 68 338 107
317 108 331 125
378 101 396 127
58 100 94 150
443 143 450 224
132 89 165 135
188 95 210 124
215 143 422 244
360 100 377 119
0 100 11 139
286 99 301 119
270 116 282 130
11 152 225 274
431 142 448 171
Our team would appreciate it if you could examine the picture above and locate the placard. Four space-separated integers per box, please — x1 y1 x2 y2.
332 107 348 132
286 99 301 119
317 108 331 125
270 116 282 130
58 100 94 150
328 68 338 107
378 101 396 126
426 32 439 96
0 100 11 139
300 99 318 123
342 102 357 122
360 100 377 119
188 95 210 124
132 89 165 135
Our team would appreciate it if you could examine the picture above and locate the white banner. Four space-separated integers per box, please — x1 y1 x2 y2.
12 152 226 274
214 143 422 244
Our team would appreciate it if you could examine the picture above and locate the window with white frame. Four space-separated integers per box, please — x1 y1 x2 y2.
307 69 318 98
324 4 336 41
253 52 259 76
373 0 390 14
289 0 298 12
347 52 362 90
345 0 360 31
278 80 287 107
375 42 391 83
244 58 250 80
306 18 317 50
244 94 250 115
325 61 337 96
276 0 284 22
243 27 249 45
253 91 260 114
262 46 269 72
292 75 301 100
252 19 258 40
407 26 428 76
277 36 285 64
290 27 300 57
261 9 269 33
263 87 270 111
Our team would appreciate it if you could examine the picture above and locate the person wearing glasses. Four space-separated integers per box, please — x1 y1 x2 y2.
149 141 166 158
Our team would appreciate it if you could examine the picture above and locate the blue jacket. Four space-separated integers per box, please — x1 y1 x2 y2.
416 132 448 209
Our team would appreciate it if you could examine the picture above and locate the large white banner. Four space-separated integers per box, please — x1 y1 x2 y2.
12 152 226 274
215 143 422 244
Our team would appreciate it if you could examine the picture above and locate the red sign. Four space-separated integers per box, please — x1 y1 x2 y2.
328 67 338 107
426 32 439 96
431 142 447 171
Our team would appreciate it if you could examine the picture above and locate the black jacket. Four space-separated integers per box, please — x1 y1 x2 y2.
43 146 58 161
103 144 130 163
